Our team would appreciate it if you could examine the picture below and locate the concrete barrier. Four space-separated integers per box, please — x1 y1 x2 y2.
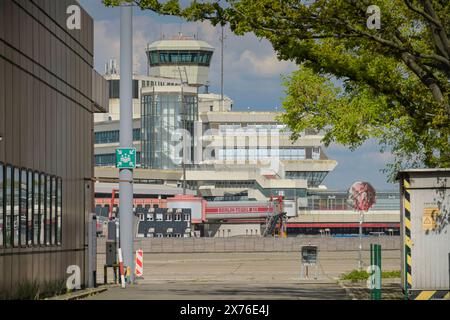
97 236 400 254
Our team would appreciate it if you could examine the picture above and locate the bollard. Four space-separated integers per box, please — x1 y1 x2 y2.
370 244 382 300
118 248 126 288
135 249 144 278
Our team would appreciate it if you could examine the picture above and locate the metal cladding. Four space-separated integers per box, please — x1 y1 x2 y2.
0 0 108 295
397 169 450 300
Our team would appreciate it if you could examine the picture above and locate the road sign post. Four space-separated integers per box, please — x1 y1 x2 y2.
119 3 134 285
348 182 377 270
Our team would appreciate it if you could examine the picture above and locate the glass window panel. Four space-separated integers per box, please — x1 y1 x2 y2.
20 169 27 246
51 176 56 245
132 80 139 99
299 149 306 159
259 149 268 158
33 172 39 245
13 168 20 247
39 173 45 245
45 174 51 245
312 147 321 160
0 163 3 247
108 80 120 99
270 149 280 158
5 166 12 247
236 149 245 159
149 51 158 65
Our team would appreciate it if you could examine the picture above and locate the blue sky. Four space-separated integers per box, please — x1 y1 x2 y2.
79 0 397 191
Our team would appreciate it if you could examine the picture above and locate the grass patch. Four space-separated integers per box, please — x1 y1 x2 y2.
382 270 401 278
341 270 401 282
0 279 67 300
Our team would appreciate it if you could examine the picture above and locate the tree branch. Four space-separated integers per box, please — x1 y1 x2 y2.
401 51 450 117
404 0 443 28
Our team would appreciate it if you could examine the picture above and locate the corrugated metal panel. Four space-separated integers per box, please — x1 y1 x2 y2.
399 169 450 292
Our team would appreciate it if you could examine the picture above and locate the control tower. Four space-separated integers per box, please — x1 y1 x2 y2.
146 34 214 87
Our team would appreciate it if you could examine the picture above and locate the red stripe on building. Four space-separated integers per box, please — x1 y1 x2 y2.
287 223 400 228
206 206 273 214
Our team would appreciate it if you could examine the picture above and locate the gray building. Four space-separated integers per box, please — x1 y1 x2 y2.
0 0 108 297
137 208 192 238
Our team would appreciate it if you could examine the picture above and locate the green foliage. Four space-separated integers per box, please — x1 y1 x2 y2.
103 0 450 175
341 270 371 282
341 270 401 282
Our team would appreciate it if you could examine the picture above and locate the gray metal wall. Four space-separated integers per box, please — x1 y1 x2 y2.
0 0 100 296
97 236 401 254
401 170 450 291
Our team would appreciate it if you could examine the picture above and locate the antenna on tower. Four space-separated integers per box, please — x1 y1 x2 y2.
219 25 226 110
105 58 118 75
146 43 150 76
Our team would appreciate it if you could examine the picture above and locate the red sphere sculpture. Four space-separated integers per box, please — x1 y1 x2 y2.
348 182 377 212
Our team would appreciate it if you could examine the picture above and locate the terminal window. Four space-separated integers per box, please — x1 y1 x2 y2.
0 163 62 248
108 80 139 99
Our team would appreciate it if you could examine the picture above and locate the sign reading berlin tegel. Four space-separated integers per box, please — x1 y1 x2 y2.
116 147 136 169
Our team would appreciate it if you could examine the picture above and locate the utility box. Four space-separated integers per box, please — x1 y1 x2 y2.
105 241 117 266
301 245 318 264
397 169 450 300
300 245 318 279
107 221 117 242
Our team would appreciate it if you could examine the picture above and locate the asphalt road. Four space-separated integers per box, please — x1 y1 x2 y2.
89 251 400 300
88 281 350 300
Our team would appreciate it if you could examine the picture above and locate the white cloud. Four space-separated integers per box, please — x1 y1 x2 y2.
235 50 296 78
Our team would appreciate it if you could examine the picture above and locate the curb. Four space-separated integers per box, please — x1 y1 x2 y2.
336 279 358 300
46 286 108 300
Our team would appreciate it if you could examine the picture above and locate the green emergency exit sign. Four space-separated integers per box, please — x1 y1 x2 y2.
116 148 136 169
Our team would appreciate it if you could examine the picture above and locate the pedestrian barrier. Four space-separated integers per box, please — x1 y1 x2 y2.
135 249 143 278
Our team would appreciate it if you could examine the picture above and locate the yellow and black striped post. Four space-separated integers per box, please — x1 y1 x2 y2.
410 290 450 300
403 175 413 299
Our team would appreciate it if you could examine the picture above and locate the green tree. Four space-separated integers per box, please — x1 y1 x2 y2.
104 0 450 174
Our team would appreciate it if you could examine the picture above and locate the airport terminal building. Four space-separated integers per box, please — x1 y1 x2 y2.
94 38 335 200
93 35 400 236
0 0 108 297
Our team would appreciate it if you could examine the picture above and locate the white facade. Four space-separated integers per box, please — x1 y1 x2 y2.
198 93 233 112
95 73 181 123
94 37 338 210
